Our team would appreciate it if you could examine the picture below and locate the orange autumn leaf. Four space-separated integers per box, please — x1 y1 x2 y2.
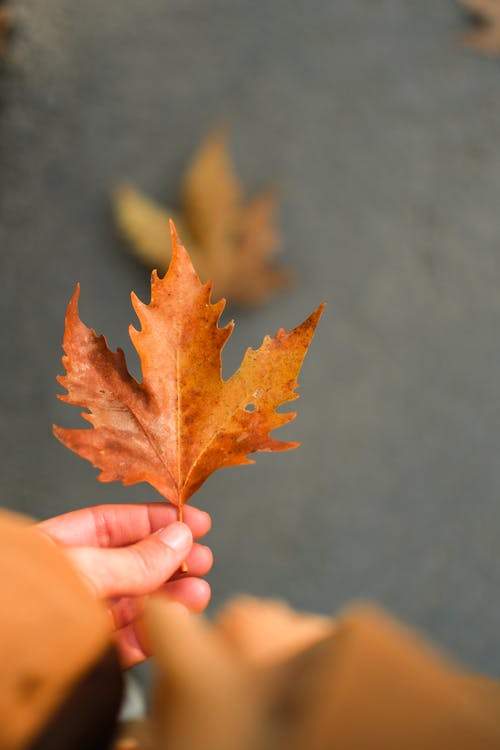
113 128 293 307
53 222 324 514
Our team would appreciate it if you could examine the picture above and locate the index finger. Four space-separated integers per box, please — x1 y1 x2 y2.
37 503 211 548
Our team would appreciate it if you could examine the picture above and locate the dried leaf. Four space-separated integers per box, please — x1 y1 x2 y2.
461 0 500 54
54 223 324 514
113 128 293 306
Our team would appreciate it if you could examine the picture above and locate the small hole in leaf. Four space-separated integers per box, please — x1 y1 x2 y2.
244 403 255 413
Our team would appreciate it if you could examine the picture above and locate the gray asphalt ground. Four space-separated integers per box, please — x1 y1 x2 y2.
1 1 500 678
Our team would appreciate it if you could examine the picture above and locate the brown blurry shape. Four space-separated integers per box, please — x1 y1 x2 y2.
117 598 500 750
215 595 332 665
461 0 500 54
144 599 257 750
113 128 293 306
0 510 120 750
0 7 12 61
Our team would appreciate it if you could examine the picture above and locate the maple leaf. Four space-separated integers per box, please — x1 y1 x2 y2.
54 222 324 517
113 128 293 307
461 0 500 54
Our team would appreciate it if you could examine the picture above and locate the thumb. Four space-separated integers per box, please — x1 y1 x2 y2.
66 522 193 598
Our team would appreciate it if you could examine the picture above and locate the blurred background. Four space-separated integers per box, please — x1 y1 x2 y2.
1 0 500 682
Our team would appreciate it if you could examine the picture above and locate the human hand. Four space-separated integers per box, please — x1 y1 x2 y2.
37 503 213 668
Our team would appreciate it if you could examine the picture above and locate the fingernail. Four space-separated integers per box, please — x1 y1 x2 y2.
157 522 192 551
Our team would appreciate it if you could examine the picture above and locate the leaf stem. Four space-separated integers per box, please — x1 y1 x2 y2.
178 503 188 572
